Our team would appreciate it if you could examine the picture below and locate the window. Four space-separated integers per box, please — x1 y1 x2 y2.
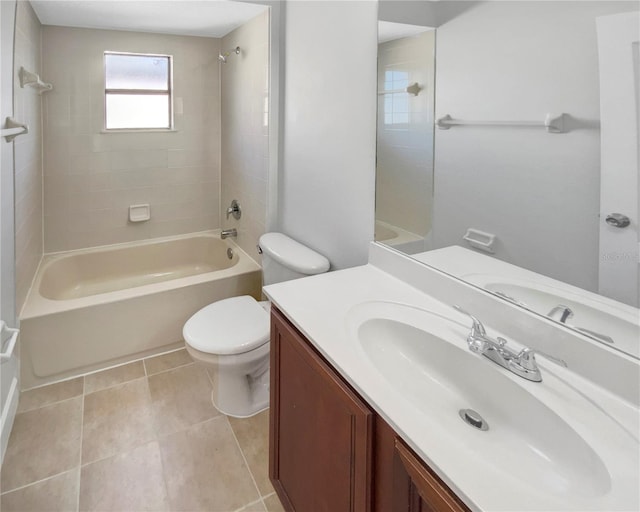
383 69 410 126
104 52 173 130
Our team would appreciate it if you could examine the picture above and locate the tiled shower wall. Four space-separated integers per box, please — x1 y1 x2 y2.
221 11 269 260
376 31 435 238
14 1 43 311
41 27 221 252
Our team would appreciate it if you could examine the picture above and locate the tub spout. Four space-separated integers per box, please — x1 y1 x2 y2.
221 228 237 239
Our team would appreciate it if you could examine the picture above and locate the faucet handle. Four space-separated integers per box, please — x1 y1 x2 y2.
226 199 241 220
453 306 486 336
453 305 489 352
515 348 567 371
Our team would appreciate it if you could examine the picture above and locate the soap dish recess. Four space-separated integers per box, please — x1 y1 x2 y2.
463 228 496 253
129 204 150 222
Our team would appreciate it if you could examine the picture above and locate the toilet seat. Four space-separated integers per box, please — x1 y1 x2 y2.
183 295 269 355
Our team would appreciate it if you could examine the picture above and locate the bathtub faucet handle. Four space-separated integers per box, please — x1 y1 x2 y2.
226 200 241 220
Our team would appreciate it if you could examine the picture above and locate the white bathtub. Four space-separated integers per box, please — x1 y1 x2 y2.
20 231 262 389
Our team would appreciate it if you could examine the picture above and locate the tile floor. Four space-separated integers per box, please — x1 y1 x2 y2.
0 349 285 512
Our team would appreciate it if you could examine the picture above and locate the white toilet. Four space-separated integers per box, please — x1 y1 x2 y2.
183 232 330 418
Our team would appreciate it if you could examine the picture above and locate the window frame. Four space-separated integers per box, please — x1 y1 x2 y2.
103 51 174 131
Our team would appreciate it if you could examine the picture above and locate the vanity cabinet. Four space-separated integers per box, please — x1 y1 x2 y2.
269 307 469 512
269 306 373 511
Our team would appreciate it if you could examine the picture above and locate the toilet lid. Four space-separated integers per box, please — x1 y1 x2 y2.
183 296 270 355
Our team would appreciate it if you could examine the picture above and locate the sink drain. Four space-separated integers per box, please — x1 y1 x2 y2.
459 409 489 431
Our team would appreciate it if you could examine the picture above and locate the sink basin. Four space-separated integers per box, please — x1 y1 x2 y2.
463 275 640 359
346 301 613 498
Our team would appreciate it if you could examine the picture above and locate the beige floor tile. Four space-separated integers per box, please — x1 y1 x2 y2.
1 397 82 492
82 378 155 464
237 499 267 511
148 364 218 436
263 493 286 512
84 361 145 394
0 468 79 512
144 348 192 376
159 417 260 512
79 441 168 512
18 377 84 413
228 410 272 496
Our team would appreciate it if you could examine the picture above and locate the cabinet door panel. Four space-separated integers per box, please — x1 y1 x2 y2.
270 308 373 512
394 439 469 512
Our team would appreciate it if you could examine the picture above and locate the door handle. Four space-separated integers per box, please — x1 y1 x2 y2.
605 213 631 228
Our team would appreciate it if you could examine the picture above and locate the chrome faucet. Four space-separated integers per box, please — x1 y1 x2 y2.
226 199 241 220
547 304 574 323
454 305 567 382
221 228 237 239
547 304 615 344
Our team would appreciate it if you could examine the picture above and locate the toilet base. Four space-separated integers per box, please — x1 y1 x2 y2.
210 365 270 418
211 389 269 419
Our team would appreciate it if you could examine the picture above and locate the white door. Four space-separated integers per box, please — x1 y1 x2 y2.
597 11 640 307
0 0 19 465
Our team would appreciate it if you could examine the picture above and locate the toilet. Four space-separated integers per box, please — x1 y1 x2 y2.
183 232 330 418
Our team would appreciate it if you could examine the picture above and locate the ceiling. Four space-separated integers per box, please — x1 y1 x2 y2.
378 20 434 44
30 0 268 38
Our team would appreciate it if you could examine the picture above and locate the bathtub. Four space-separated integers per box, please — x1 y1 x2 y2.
20 231 262 389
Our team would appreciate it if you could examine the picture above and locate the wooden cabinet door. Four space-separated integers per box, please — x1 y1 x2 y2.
269 307 373 512
374 417 469 512
393 439 469 512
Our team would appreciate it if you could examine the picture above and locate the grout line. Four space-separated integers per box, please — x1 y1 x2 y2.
152 377 174 512
233 496 266 512
76 381 85 512
0 467 78 496
83 375 148 398
152 413 226 444
78 438 158 470
226 415 263 503
145 361 194 379
155 438 174 509
16 391 84 415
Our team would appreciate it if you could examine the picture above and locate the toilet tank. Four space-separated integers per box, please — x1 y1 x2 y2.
259 233 330 286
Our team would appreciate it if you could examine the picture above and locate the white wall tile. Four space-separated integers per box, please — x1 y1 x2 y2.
42 26 221 251
14 1 43 311
221 11 269 260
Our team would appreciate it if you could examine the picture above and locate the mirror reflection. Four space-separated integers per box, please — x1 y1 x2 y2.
375 22 435 254
375 1 640 359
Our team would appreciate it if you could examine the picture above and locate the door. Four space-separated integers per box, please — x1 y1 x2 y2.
0 0 19 465
597 11 640 307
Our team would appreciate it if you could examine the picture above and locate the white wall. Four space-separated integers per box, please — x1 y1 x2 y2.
279 0 377 270
41 27 221 252
221 11 269 260
432 1 639 291
14 1 42 312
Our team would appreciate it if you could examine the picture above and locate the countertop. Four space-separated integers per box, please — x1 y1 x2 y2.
264 249 640 512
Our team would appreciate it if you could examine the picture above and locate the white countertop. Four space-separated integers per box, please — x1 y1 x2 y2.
264 250 640 512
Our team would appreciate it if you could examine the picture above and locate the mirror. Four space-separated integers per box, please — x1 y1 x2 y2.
376 1 640 359
375 21 435 254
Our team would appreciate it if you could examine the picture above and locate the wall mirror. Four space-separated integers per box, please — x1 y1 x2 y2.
375 1 640 359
